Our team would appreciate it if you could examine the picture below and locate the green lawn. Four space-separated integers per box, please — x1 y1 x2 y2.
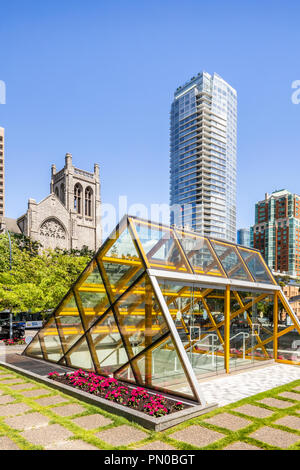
0 365 299 450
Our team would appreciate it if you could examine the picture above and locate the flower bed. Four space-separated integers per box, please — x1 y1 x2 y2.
1 338 26 346
48 369 187 417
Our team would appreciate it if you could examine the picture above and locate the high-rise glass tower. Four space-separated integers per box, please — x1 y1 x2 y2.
170 72 237 242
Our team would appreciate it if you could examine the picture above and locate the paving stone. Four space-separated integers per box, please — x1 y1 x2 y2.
5 412 50 430
95 425 148 447
278 391 300 401
203 412 252 431
0 374 15 379
0 379 24 385
52 403 86 417
73 413 112 429
169 425 225 448
223 441 262 450
292 385 300 392
258 397 294 409
21 423 73 447
46 440 101 450
9 383 35 391
249 426 300 448
274 415 300 431
21 389 51 398
0 395 15 404
0 436 20 450
0 403 31 417
34 395 68 406
135 441 176 450
233 404 274 419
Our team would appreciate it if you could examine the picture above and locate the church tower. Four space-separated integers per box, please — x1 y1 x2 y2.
17 153 102 252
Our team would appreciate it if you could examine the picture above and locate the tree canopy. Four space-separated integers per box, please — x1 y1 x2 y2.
0 233 93 315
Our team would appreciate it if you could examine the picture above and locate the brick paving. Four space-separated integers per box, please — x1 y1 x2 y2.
278 391 300 401
46 439 101 450
34 395 68 406
72 413 112 429
51 403 86 417
169 425 225 448
21 388 51 398
5 412 50 430
135 441 176 450
0 394 15 404
0 436 20 450
203 412 252 431
0 403 32 416
273 415 300 430
258 397 294 409
233 404 274 418
249 426 300 448
21 423 73 446
223 441 262 450
9 383 36 391
95 425 148 447
0 361 300 451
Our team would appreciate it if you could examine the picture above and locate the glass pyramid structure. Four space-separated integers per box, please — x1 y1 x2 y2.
23 216 300 404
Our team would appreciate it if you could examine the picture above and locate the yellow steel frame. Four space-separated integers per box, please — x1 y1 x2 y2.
23 214 300 406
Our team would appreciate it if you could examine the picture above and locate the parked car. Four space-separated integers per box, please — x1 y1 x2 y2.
0 321 25 340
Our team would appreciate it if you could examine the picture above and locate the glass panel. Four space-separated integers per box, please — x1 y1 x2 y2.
133 220 189 272
210 241 252 281
277 328 300 364
118 334 195 399
238 248 274 284
176 230 225 277
55 294 85 353
89 310 130 375
229 290 274 369
77 263 110 329
159 280 225 377
24 335 43 359
67 336 94 370
113 275 169 359
100 224 144 302
39 317 63 362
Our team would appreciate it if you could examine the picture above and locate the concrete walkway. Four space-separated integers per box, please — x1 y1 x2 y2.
199 363 300 406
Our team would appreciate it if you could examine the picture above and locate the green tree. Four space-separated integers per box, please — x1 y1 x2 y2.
0 233 92 315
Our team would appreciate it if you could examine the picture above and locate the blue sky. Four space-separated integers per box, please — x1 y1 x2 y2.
1 0 300 234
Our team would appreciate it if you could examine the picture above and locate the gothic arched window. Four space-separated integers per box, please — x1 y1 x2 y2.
85 187 93 217
60 183 65 205
55 187 59 198
74 183 82 214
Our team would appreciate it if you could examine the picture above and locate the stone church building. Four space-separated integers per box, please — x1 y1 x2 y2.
16 153 102 252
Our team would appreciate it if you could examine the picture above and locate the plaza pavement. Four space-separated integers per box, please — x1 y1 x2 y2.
0 347 299 450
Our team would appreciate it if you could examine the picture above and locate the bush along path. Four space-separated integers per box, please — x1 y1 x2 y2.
0 365 299 450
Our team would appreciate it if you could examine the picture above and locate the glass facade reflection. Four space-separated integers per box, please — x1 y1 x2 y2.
24 216 300 404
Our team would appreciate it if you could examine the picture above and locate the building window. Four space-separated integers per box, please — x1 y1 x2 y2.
55 187 59 198
85 187 92 217
74 183 82 214
60 183 65 205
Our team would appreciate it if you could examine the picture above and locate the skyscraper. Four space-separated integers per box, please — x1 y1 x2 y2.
237 228 251 247
170 72 237 242
251 189 300 276
0 127 4 218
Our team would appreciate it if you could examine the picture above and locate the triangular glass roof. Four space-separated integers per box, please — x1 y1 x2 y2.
127 216 276 285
